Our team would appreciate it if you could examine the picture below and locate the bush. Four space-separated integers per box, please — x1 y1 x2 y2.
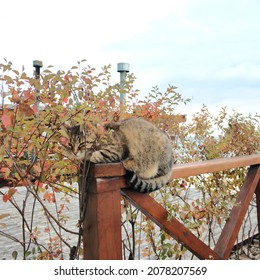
0 59 259 259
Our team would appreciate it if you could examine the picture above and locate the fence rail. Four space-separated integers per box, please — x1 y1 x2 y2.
82 154 260 260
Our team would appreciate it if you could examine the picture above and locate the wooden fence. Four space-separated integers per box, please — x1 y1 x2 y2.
82 154 260 260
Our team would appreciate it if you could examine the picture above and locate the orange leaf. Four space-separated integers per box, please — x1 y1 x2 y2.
32 104 38 115
3 188 17 202
59 137 68 146
1 114 13 129
43 191 55 203
18 103 35 117
3 194 9 202
44 227 50 233
1 167 11 179
43 192 51 202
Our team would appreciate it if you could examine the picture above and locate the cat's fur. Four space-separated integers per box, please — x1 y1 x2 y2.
67 118 173 193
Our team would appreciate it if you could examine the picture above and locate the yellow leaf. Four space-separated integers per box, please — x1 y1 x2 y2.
0 213 10 219
0 223 7 229
0 145 5 161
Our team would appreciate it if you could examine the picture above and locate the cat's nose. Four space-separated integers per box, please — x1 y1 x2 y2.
72 150 79 157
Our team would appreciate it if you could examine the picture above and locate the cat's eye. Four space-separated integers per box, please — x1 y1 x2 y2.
79 142 87 149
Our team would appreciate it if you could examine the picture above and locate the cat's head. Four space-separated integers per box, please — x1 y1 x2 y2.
66 124 97 161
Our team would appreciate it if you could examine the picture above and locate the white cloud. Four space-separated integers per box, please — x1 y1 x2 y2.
177 86 260 121
216 63 260 81
1 0 260 118
1 0 189 69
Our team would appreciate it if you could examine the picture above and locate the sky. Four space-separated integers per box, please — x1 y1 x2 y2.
1 0 260 120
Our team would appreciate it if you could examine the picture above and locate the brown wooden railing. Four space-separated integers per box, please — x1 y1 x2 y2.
82 154 260 260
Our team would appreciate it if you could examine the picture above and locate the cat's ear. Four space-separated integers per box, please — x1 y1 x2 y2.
58 124 71 139
60 123 80 137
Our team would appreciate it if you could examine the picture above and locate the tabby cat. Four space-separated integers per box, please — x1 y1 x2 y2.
67 118 173 193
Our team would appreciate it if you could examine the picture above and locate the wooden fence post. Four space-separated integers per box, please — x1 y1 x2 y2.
255 174 260 248
82 163 125 260
214 164 260 259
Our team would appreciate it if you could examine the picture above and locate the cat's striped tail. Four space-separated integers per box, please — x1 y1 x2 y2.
126 171 171 193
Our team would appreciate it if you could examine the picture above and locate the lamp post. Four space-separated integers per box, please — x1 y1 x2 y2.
33 60 43 111
117 62 130 106
33 60 43 78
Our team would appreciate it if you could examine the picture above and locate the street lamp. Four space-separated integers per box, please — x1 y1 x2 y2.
33 60 43 111
33 60 43 78
117 62 130 106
